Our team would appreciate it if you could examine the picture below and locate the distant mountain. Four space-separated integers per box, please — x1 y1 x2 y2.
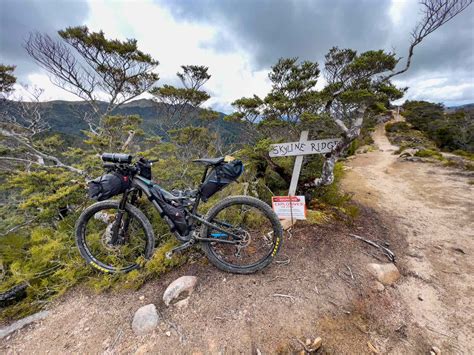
445 103 474 113
0 99 244 144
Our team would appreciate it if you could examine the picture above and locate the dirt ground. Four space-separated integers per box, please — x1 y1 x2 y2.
1 116 473 354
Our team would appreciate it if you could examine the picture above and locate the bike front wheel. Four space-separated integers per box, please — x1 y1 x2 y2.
75 200 155 273
201 196 283 274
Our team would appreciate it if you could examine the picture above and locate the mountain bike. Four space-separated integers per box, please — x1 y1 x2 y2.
74 153 283 274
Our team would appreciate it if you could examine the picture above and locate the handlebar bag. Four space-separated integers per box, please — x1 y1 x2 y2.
200 160 244 201
88 173 131 201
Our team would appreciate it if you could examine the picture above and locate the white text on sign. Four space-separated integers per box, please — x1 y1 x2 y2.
269 138 342 158
272 196 306 220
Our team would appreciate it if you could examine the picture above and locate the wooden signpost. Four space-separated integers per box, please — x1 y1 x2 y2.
269 131 341 221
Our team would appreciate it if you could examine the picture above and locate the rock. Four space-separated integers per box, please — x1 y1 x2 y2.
280 219 296 230
163 276 198 306
367 263 400 285
174 298 189 309
132 304 159 335
139 295 145 301
308 337 322 352
165 331 171 337
418 294 424 301
431 346 441 354
373 281 385 292
399 148 418 158
0 310 49 339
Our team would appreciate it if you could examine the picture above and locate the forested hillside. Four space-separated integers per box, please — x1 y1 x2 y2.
0 99 243 145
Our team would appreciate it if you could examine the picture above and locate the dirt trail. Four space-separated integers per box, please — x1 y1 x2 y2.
342 115 474 353
1 116 473 354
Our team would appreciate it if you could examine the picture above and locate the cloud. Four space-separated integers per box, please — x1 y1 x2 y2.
1 0 472 108
0 0 90 77
158 0 474 104
84 0 272 112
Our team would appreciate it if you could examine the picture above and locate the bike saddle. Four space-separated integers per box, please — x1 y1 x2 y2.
192 157 225 166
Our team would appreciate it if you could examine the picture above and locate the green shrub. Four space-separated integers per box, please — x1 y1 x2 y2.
385 121 411 133
414 149 444 160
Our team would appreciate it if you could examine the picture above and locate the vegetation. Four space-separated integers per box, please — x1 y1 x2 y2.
402 100 474 153
1 0 471 320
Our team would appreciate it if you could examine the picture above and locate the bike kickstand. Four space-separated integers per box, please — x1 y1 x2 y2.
165 240 195 259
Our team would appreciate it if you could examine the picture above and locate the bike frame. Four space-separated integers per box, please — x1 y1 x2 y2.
116 165 241 246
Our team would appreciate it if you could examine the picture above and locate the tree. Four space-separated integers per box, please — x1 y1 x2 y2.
0 65 16 97
25 26 159 133
149 65 217 134
230 0 472 192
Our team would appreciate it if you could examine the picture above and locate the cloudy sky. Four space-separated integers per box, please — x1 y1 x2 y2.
1 0 473 112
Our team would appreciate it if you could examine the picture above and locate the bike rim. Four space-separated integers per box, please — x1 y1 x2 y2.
207 202 277 269
82 207 148 271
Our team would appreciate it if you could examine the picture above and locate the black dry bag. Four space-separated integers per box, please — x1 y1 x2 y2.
200 160 244 201
87 173 130 201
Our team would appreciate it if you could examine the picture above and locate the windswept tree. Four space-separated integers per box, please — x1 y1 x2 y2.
0 65 17 97
149 65 218 134
230 0 472 192
25 26 159 133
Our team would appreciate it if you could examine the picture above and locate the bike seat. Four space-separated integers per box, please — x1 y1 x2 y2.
192 157 225 166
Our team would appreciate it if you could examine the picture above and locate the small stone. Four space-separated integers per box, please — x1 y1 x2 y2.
418 294 424 301
374 281 385 292
165 331 171 337
163 276 198 306
139 295 145 300
84 327 90 332
174 298 189 309
431 346 441 354
367 263 400 285
305 338 311 346
132 304 159 336
309 337 322 351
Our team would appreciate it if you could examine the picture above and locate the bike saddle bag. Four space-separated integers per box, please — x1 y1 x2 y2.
88 173 130 201
200 160 244 201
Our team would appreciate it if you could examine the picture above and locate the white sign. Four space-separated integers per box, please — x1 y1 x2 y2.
269 137 342 157
272 196 307 220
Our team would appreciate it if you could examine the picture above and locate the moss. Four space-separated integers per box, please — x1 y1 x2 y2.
452 150 474 161
305 209 331 225
415 149 444 160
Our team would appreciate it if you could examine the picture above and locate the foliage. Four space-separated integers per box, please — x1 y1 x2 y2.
402 100 474 152
0 64 16 96
25 26 159 125
414 148 444 160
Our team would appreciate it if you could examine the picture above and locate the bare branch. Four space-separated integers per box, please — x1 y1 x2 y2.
383 0 472 81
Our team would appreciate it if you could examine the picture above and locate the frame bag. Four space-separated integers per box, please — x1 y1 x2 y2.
200 160 244 201
88 173 130 201
150 187 189 235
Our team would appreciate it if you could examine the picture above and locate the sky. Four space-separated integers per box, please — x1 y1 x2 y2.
1 0 473 113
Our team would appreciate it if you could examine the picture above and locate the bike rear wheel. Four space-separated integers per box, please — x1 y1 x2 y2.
75 200 155 273
201 196 283 274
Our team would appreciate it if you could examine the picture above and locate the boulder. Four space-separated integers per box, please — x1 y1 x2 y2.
163 276 198 306
367 263 400 285
0 310 49 339
132 304 159 335
399 148 419 158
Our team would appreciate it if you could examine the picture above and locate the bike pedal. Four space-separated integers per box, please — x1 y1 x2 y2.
166 240 194 259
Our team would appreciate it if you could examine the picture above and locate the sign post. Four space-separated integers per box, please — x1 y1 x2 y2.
288 131 308 196
269 133 341 222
